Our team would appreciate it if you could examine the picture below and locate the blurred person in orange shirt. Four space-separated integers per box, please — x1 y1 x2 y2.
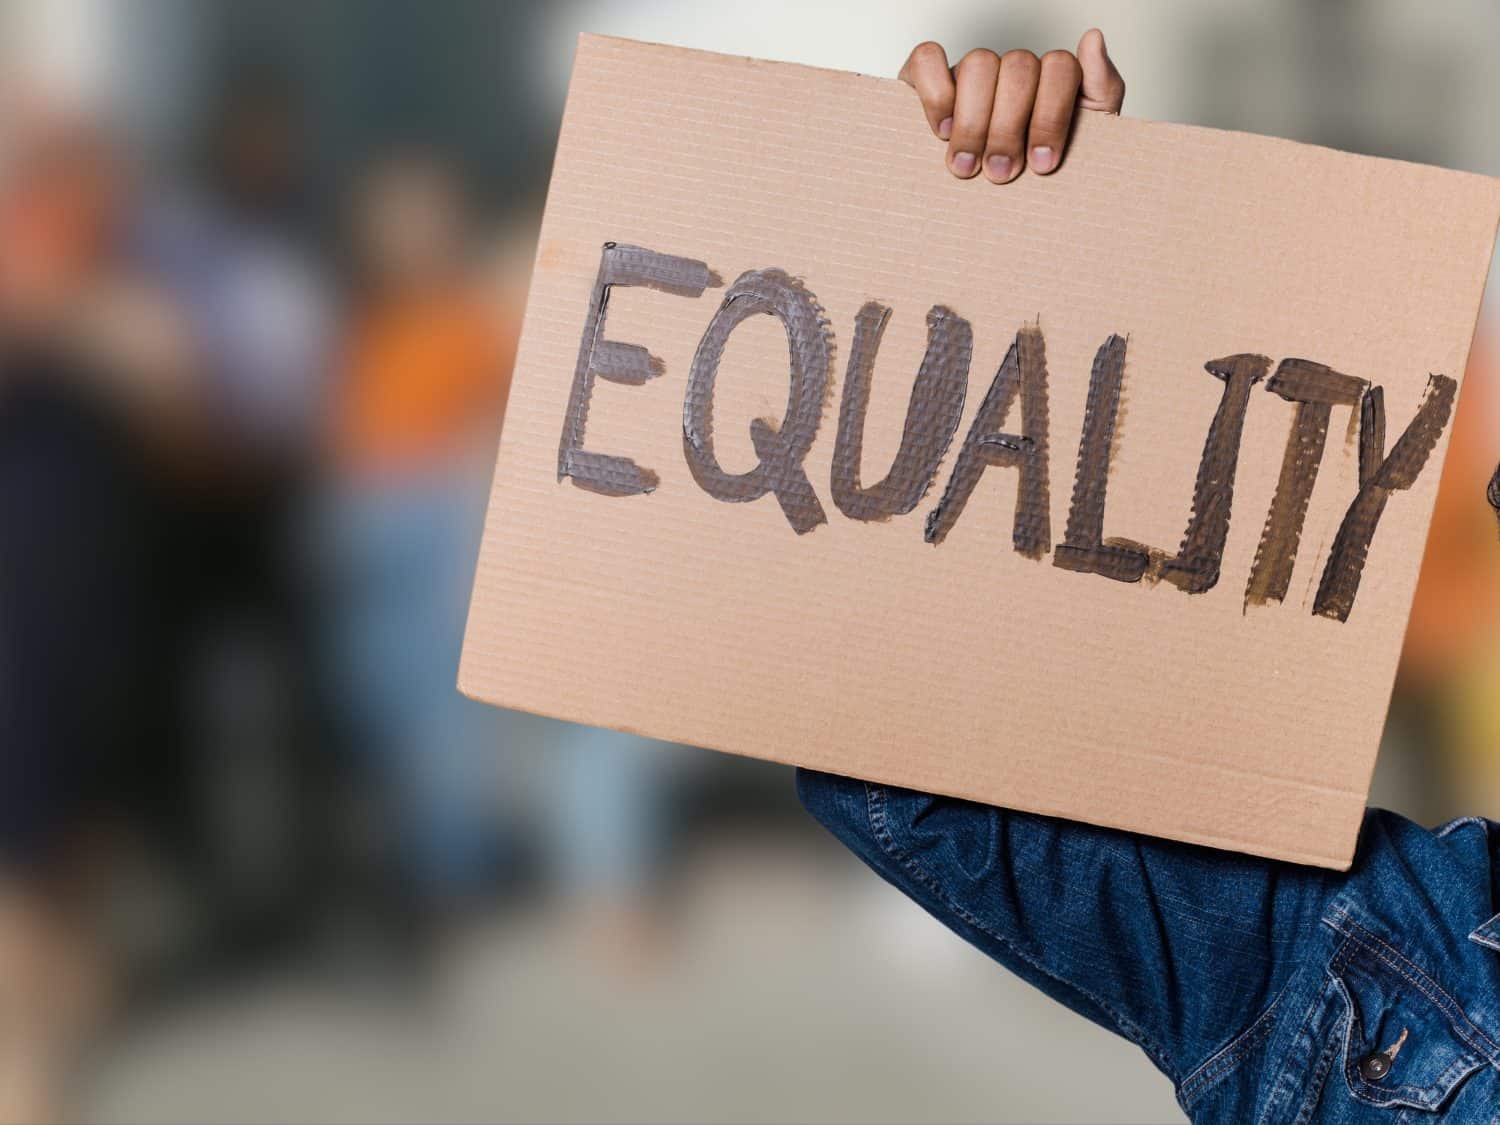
333 154 510 477
321 151 513 916
327 157 682 952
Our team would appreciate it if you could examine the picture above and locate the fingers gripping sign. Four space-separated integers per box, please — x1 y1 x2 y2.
899 28 1125 183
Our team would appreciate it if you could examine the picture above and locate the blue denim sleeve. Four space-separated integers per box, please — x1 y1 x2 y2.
796 768 1343 1088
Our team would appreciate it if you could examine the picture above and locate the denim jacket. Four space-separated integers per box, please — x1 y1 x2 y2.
797 770 1500 1123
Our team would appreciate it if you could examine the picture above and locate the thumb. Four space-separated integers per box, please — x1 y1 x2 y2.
1077 29 1125 114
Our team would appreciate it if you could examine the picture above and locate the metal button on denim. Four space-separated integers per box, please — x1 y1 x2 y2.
1358 1052 1392 1081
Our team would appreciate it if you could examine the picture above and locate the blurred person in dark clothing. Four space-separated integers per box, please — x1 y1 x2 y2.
0 92 199 1125
126 62 336 940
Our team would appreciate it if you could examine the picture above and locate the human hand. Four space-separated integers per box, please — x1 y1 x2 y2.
898 28 1125 183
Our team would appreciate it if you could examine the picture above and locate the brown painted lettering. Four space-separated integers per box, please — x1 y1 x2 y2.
683 269 832 534
1244 359 1367 608
1313 375 1457 621
558 242 717 496
926 324 1051 553
1053 335 1150 582
1160 354 1271 593
832 303 971 523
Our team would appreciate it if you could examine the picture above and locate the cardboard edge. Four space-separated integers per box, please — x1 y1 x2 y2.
575 32 1500 191
457 31 599 696
455 676 1363 870
1357 203 1500 826
574 31 896 88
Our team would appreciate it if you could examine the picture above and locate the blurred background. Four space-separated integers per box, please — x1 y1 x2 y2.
1 1 1498 1122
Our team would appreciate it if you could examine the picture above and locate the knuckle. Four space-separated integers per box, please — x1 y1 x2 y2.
987 113 1024 144
1030 107 1072 135
952 122 987 146
1029 122 1068 145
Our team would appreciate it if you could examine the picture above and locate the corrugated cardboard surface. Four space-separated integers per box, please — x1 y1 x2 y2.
461 34 1500 869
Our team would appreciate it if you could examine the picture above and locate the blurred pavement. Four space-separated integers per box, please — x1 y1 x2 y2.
83 826 1179 1124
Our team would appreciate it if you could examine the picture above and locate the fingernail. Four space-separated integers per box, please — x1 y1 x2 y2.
951 151 976 176
1030 145 1056 173
986 154 1013 182
938 116 952 140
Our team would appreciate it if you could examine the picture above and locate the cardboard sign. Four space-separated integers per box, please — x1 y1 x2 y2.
461 34 1500 868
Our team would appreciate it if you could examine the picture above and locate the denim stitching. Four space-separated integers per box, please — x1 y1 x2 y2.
1256 943 1349 1125
1179 986 1286 1107
1348 1030 1483 1108
1329 968 1475 1109
1290 1003 1348 1125
861 783 1181 1085
1423 1056 1481 1097
1435 816 1488 839
1324 914 1492 1110
1327 908 1500 1063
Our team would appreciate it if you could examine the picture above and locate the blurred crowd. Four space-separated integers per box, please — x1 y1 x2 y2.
0 2 1498 1123
0 35 701 1124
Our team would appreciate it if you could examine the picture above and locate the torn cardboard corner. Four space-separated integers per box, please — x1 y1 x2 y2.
461 33 1500 870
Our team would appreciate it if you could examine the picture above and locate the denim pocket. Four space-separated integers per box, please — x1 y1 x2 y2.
1327 930 1488 1113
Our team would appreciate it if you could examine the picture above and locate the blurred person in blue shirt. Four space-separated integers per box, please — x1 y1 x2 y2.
320 149 508 912
323 154 678 961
